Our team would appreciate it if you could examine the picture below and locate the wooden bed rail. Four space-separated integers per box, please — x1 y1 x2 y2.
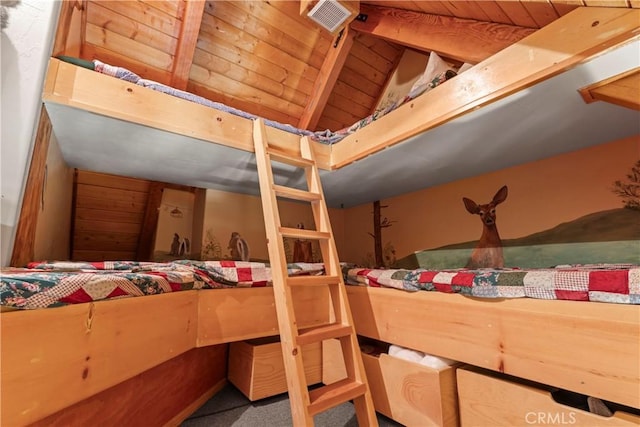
42 58 332 171
347 286 640 410
331 6 640 168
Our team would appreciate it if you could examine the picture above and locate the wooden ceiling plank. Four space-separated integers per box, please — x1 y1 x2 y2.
194 31 315 97
583 0 629 6
336 64 384 95
142 0 181 19
52 0 84 57
349 38 396 74
412 1 454 16
351 4 535 64
520 0 561 28
212 2 328 69
355 33 403 62
85 23 173 71
188 64 305 118
171 0 205 90
191 48 309 106
442 1 491 21
475 1 515 25
97 1 180 38
86 2 178 55
298 27 356 130
549 0 583 17
203 5 320 86
495 1 540 28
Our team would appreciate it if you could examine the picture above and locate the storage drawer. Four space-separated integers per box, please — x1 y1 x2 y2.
323 339 459 426
228 337 322 401
457 368 640 426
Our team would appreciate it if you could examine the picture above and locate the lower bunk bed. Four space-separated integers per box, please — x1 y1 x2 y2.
0 260 331 426
1 261 639 425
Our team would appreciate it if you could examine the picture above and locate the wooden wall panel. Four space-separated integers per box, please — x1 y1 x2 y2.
316 34 403 132
72 170 151 261
11 107 52 267
190 0 330 125
82 0 182 85
30 345 227 427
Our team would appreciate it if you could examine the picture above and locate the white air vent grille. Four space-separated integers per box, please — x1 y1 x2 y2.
307 0 351 33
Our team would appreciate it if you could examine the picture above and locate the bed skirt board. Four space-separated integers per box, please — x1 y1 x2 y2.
346 286 640 410
29 346 228 427
0 287 330 426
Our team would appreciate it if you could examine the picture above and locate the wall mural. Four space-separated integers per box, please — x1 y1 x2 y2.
228 232 250 261
362 201 397 268
201 229 223 260
399 160 640 270
153 189 195 262
462 185 508 269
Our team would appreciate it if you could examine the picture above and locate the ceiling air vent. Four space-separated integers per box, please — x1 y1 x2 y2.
307 0 351 33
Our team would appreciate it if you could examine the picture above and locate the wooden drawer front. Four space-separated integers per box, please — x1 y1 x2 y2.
322 340 459 426
228 338 322 401
457 368 640 427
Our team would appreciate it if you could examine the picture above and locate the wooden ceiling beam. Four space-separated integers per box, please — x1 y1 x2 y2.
298 27 355 131
171 0 206 90
351 4 536 64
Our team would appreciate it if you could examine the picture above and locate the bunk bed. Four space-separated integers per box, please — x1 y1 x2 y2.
42 7 640 207
3 6 640 426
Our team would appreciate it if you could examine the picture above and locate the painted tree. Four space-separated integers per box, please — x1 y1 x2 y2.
201 229 222 260
368 200 396 267
612 160 640 210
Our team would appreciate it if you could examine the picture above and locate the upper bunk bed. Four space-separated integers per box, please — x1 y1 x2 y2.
41 6 640 208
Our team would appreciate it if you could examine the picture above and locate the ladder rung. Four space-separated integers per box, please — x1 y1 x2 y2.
266 148 314 168
297 323 352 346
287 275 341 287
307 379 367 416
280 227 330 240
273 185 321 202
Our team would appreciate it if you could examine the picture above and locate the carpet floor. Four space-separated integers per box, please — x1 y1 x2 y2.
182 383 402 427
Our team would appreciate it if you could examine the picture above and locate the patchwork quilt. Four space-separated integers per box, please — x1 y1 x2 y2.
0 260 324 310
344 264 640 305
4 260 638 309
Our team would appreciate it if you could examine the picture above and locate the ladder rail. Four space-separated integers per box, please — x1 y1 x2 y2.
253 118 378 426
253 119 312 425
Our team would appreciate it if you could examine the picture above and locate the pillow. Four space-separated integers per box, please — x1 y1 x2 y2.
406 52 453 99
55 55 95 70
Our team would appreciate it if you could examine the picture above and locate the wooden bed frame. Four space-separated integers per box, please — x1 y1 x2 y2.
2 285 638 425
0 286 331 426
4 5 640 426
347 286 640 410
42 7 640 171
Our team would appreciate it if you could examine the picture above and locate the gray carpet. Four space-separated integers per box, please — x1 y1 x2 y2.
182 384 402 427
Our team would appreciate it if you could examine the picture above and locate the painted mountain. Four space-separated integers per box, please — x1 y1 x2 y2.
396 208 640 269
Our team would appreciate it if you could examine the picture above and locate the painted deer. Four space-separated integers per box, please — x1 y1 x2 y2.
462 185 508 269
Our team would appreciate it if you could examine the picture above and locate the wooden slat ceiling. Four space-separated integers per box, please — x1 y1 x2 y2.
68 1 639 134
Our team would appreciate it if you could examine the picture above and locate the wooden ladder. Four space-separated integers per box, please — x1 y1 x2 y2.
253 118 378 426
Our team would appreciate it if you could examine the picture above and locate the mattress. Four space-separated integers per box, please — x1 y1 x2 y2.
0 260 324 310
345 264 640 305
